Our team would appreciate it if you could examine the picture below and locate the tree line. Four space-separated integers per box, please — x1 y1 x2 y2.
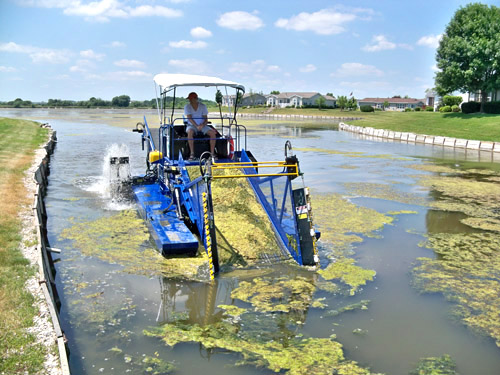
0 95 217 109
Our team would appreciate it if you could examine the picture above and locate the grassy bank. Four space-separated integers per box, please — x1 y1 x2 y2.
0 117 49 373
237 108 500 142
348 111 500 142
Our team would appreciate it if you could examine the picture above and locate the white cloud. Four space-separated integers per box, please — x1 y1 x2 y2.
28 0 185 22
80 49 105 60
362 35 414 52
275 9 356 35
267 65 281 72
0 66 17 72
16 0 73 7
107 41 126 48
169 40 207 49
114 59 145 68
0 42 71 64
62 0 127 21
190 27 212 39
70 59 96 72
168 59 209 74
114 70 151 79
332 62 383 77
69 65 86 73
229 60 269 74
362 35 396 52
299 64 317 73
417 34 442 48
431 64 439 72
85 70 152 81
128 5 181 18
217 11 264 31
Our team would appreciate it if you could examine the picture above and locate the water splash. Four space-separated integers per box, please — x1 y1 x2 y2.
85 144 134 210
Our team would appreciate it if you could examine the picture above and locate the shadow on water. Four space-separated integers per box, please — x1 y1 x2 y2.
3 108 499 374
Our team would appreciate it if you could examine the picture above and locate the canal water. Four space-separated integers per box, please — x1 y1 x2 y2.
2 109 500 374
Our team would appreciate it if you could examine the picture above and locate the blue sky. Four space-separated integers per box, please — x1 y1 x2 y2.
0 0 497 102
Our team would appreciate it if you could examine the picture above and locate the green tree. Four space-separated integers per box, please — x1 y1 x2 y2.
215 89 223 119
383 100 390 110
270 90 280 95
315 96 326 110
442 95 463 107
435 3 500 112
337 95 347 111
111 95 130 107
347 96 357 111
215 90 223 106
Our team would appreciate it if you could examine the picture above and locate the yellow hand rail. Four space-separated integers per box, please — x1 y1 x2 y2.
210 161 298 179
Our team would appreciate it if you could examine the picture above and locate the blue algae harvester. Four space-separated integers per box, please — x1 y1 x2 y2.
124 74 320 278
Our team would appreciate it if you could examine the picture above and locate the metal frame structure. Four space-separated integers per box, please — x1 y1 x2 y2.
131 74 319 279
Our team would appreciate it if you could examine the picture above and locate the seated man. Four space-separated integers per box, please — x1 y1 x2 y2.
184 92 217 160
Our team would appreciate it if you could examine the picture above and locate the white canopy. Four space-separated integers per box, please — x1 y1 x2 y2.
154 73 245 93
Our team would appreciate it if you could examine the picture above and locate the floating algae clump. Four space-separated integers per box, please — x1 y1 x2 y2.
60 210 209 280
218 304 247 318
319 259 376 296
407 163 500 347
294 147 412 161
343 182 428 206
411 162 500 233
409 354 456 375
230 276 316 313
413 232 500 346
311 192 393 252
325 300 371 317
144 316 374 375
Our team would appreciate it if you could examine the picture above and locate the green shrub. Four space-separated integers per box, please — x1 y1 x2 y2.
404 107 413 112
443 95 463 107
439 105 452 112
451 105 460 112
414 107 422 111
360 105 374 112
461 101 481 114
425 106 434 112
483 101 500 114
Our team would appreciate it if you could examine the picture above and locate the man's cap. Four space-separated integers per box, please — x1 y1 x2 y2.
187 92 198 100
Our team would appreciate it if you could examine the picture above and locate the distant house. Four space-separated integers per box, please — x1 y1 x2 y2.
425 90 439 110
266 92 336 108
222 93 266 107
358 97 424 111
460 89 500 104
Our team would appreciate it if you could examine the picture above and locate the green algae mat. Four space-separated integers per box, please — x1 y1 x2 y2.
144 272 381 375
410 163 500 347
339 160 500 349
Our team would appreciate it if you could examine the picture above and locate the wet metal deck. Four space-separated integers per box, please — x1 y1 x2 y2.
132 182 199 255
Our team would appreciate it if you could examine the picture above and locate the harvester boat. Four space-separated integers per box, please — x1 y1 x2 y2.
119 74 320 278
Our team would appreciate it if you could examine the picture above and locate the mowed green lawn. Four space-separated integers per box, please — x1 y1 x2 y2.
349 111 500 142
234 107 500 142
0 117 50 373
